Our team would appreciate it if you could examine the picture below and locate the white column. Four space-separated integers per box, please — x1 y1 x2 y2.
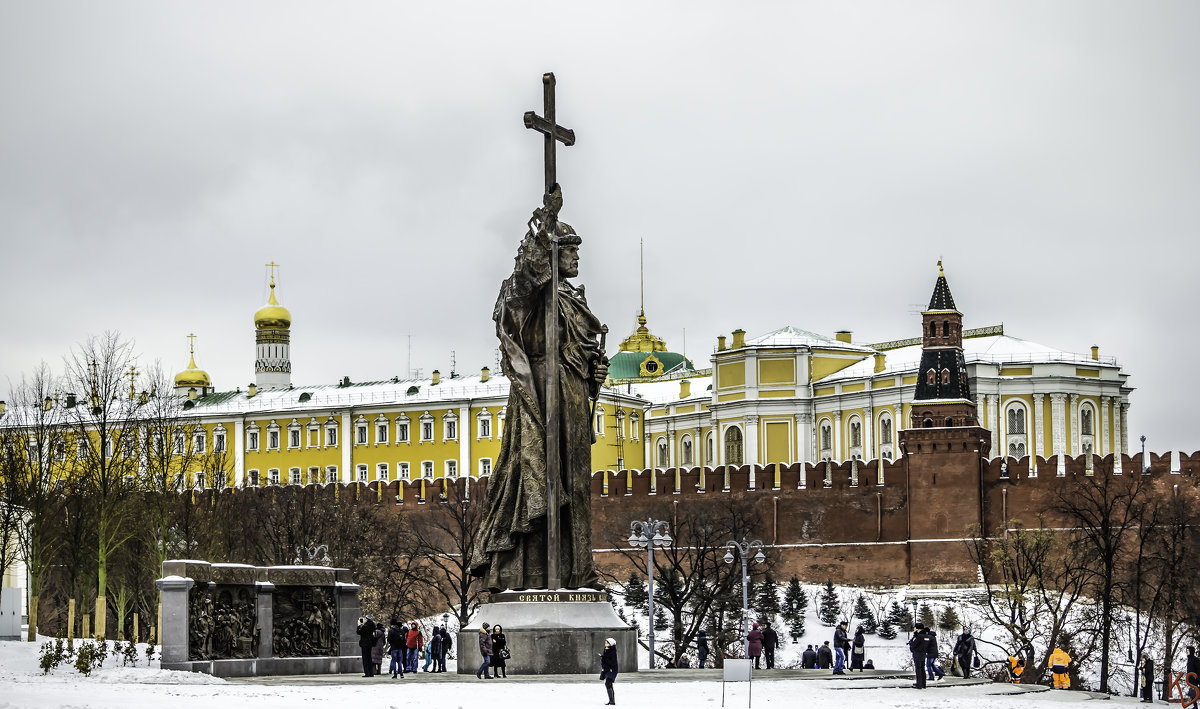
863 405 874 461
714 417 723 467
1032 394 1044 477
1100 396 1111 459
744 415 759 486
234 419 245 486
341 412 352 481
989 393 1000 458
1069 394 1080 455
1051 393 1067 476
667 425 677 468
832 410 842 462
1113 403 1125 474
459 405 470 478
694 426 704 467
795 413 810 487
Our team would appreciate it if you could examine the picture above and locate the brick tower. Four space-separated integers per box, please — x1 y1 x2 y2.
900 263 992 584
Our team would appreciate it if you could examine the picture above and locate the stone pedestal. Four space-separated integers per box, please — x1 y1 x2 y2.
156 560 362 677
458 590 637 675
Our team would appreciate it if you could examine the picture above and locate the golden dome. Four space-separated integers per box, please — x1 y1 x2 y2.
174 336 212 388
254 280 292 330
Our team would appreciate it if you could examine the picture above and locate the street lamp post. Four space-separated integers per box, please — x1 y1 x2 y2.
788 599 801 644
628 518 672 668
723 537 765 658
1140 434 1148 472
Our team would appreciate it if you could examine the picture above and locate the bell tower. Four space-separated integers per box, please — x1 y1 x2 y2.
254 262 292 390
910 261 976 428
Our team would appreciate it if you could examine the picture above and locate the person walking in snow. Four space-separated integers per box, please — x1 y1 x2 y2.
491 625 509 678
600 638 619 705
1185 646 1200 707
747 622 764 669
1140 656 1154 702
952 626 977 679
438 626 452 672
802 644 817 669
908 621 932 689
1049 646 1071 690
476 622 493 679
851 625 866 671
356 615 377 678
923 626 945 681
762 623 779 669
404 621 424 673
371 622 386 675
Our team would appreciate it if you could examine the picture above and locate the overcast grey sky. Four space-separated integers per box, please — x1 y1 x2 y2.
1 2 1197 451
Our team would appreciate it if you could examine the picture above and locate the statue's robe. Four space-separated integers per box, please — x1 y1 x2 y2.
469 272 603 592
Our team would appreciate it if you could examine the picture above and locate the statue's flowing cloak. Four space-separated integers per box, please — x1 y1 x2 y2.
469 254 603 592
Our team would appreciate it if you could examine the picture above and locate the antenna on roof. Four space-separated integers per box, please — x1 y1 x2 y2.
450 350 457 379
639 237 644 316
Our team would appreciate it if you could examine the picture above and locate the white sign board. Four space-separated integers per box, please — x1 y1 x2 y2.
723 658 752 682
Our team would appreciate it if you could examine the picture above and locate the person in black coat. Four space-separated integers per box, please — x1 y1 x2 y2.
802 644 817 669
851 626 866 671
762 624 780 669
600 638 619 705
1185 646 1200 707
438 627 452 672
908 622 931 689
1141 657 1155 702
817 641 833 669
696 629 709 668
386 619 405 678
952 627 977 679
357 616 377 678
491 625 508 678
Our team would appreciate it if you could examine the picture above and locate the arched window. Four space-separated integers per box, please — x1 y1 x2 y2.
929 321 936 337
656 438 669 468
680 436 693 467
819 420 833 460
941 369 951 385
705 432 714 466
944 417 954 427
847 417 863 461
923 418 933 428
942 320 950 338
1081 406 1093 436
724 427 743 466
879 413 894 460
1006 403 1028 459
927 369 936 385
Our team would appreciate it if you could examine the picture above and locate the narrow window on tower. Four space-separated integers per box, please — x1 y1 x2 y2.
927 369 936 385
941 369 950 385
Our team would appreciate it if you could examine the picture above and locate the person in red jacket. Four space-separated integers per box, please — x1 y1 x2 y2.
404 621 424 674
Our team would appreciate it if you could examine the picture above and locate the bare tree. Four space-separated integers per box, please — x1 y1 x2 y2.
410 484 487 625
0 363 71 640
1053 469 1151 693
61 332 148 638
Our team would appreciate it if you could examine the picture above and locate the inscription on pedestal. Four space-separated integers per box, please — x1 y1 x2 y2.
492 590 606 604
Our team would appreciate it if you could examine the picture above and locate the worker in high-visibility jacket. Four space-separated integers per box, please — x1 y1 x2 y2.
1049 647 1071 689
1008 654 1025 683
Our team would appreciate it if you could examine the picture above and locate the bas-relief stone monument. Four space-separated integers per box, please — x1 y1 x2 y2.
461 73 636 675
156 560 361 677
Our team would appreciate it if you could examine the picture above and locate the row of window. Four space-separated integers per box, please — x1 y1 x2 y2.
27 429 229 463
180 457 496 490
245 412 504 452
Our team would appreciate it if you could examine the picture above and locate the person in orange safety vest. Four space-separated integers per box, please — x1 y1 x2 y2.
1008 654 1025 683
1049 647 1071 689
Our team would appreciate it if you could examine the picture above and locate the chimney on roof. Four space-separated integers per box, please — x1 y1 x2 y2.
717 335 727 351
874 353 886 373
1091 345 1099 361
731 329 746 349
836 331 852 344
432 370 441 386
188 387 198 402
680 380 691 399
481 366 490 383
43 396 53 411
248 383 257 398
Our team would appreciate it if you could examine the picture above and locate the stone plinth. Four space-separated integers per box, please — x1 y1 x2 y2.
458 591 637 675
156 560 361 677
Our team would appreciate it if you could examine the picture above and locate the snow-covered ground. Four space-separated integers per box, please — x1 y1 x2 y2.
0 638 1158 709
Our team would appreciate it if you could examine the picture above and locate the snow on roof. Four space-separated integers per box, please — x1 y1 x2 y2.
820 334 1117 382
747 326 875 352
621 375 713 406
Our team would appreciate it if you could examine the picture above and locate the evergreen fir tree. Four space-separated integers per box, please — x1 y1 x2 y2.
878 616 897 640
853 595 878 634
886 602 913 632
918 602 937 630
782 576 807 624
625 572 648 611
756 573 782 618
937 606 961 632
654 606 669 631
818 580 840 626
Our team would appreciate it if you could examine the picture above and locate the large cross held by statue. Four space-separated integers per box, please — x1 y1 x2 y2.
524 72 574 590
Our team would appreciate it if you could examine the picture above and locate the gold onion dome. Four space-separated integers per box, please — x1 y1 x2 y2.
254 280 292 330
174 339 212 388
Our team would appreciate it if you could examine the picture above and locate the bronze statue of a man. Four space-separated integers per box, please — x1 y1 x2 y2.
469 194 607 592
